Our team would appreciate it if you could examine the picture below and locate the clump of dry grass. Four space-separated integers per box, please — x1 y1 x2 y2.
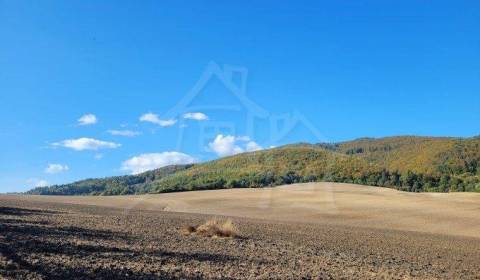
181 225 197 235
181 219 237 238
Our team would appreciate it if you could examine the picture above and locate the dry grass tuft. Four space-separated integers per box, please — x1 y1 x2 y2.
181 225 197 235
182 219 237 238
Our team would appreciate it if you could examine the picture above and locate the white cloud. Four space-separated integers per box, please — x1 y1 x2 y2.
208 134 263 157
246 141 263 152
121 152 197 174
107 130 141 137
236 136 251 142
208 135 243 157
78 114 97 126
140 113 177 127
27 178 49 188
45 164 69 174
53 138 121 151
183 112 209 121
35 180 49 187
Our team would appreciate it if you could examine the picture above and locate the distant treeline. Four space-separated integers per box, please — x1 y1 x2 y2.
28 165 193 195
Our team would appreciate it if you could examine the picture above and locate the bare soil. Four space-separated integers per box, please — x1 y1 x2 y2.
1 183 480 279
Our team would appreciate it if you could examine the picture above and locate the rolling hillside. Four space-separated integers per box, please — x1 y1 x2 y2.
26 136 480 195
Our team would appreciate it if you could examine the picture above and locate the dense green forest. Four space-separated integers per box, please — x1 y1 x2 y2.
27 136 480 195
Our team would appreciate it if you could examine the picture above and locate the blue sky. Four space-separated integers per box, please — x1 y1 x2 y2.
1 1 479 192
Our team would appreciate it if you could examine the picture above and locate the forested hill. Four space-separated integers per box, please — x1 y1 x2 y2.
27 165 194 195
26 136 480 195
318 136 480 175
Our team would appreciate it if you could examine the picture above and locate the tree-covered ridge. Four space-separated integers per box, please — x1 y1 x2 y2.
325 136 480 176
26 136 480 195
148 145 380 193
26 164 193 195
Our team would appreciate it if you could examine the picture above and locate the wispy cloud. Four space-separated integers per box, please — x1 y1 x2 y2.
27 178 49 187
246 141 262 152
183 112 209 121
208 134 263 157
78 114 97 126
45 163 69 174
52 138 121 151
140 113 176 127
107 130 141 137
121 152 197 174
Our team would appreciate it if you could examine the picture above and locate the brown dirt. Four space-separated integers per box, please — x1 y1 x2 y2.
1 183 480 279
